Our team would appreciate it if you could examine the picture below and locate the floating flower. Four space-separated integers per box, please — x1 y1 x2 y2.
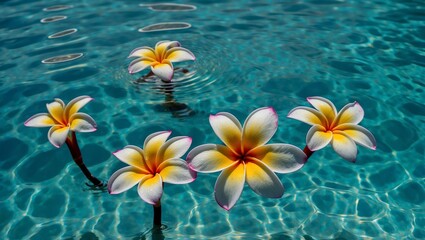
187 107 306 210
108 131 196 206
24 96 96 148
128 40 195 82
25 96 102 186
287 96 376 162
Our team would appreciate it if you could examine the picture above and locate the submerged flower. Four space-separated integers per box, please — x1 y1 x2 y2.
287 96 376 162
128 40 195 82
24 96 97 148
108 131 196 205
187 107 306 210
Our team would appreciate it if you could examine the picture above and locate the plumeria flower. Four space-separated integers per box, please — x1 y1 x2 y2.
108 131 196 205
128 40 195 82
287 96 376 162
187 107 306 210
24 96 97 148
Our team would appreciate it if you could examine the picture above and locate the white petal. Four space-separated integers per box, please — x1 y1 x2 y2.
242 107 278 152
333 101 364 126
69 113 97 132
113 145 150 172
249 144 306 173
108 166 146 194
334 124 376 150
165 47 195 62
158 158 196 184
64 96 93 120
287 106 327 126
48 126 70 148
138 174 163 205
151 61 174 81
157 136 192 165
306 125 333 151
128 46 156 59
245 159 284 198
214 162 245 210
187 144 236 173
331 132 358 162
25 113 56 127
209 112 242 154
128 58 155 74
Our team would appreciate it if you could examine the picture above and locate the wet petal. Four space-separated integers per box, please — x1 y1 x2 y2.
333 102 364 126
113 145 150 172
108 166 147 194
331 132 358 162
138 174 163 205
287 106 327 126
165 47 195 62
242 107 278 151
214 162 245 210
144 131 171 168
249 144 306 173
187 144 236 173
151 60 174 81
245 159 284 198
69 113 97 132
128 46 156 59
48 125 69 148
157 136 192 165
306 125 333 151
334 124 376 150
307 96 337 127
128 58 156 74
46 99 65 124
155 40 181 59
64 96 93 120
25 113 56 127
209 112 242 154
158 158 196 184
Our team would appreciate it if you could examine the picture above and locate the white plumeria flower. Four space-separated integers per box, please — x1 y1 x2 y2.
25 96 97 148
128 40 195 82
108 131 196 205
187 107 306 210
287 96 376 162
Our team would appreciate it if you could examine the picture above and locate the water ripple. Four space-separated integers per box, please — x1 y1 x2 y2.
138 22 191 32
139 3 197 12
41 53 83 64
40 16 67 23
48 28 78 39
43 5 74 12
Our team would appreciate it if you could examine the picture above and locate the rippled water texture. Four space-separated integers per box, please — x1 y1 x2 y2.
1 0 424 239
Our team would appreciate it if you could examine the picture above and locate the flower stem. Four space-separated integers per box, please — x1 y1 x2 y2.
303 146 314 162
65 132 103 187
153 201 162 226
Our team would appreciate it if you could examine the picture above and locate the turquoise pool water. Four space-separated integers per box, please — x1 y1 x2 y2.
1 0 424 239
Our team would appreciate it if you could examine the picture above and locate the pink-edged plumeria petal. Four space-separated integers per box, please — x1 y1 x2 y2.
165 47 195 63
151 60 174 81
155 40 181 59
333 101 364 127
144 131 171 170
47 125 70 148
287 106 328 127
138 174 163 205
334 124 376 150
209 112 242 154
113 145 150 172
107 166 147 194
249 143 306 173
331 132 358 162
24 113 56 127
306 125 333 151
157 158 196 184
214 161 245 211
64 96 93 120
245 159 284 198
157 136 192 166
307 96 337 127
69 113 97 132
128 46 156 59
128 58 156 74
46 99 65 124
242 107 278 152
187 144 236 173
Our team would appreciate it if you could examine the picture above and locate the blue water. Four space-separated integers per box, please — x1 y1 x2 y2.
1 0 424 239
